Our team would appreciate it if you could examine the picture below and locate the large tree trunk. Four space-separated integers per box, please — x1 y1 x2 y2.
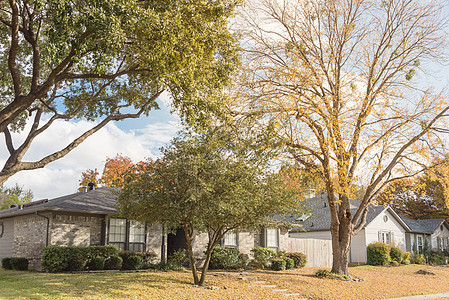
330 196 354 275
198 239 221 286
199 245 214 286
183 225 199 285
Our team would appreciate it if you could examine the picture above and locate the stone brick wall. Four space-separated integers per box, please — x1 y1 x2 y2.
238 230 257 255
51 214 103 247
13 214 50 270
147 223 164 261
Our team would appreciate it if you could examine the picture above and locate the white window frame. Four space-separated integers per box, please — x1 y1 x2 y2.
417 236 423 253
222 231 238 248
379 230 393 245
266 228 280 251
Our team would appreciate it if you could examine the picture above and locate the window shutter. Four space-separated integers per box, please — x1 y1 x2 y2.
378 231 382 242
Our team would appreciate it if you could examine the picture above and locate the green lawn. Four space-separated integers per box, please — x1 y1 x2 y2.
1 265 449 299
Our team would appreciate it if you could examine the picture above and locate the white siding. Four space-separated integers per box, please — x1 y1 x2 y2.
364 209 406 250
350 228 367 263
287 238 332 267
0 218 14 266
431 223 449 251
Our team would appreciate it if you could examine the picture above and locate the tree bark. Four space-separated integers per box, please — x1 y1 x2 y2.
330 195 354 275
183 224 199 285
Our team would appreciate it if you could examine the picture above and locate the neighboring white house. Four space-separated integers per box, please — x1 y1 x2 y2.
288 195 449 267
400 216 449 253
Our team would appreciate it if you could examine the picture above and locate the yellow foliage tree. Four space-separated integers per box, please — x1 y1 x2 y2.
230 0 449 275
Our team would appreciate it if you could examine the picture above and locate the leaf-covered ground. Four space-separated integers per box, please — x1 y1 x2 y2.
0 264 448 299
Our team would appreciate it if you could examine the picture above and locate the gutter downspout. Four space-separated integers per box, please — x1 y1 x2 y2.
35 212 50 246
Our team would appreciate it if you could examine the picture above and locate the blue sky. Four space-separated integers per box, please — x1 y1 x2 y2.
0 92 181 200
2 1 449 201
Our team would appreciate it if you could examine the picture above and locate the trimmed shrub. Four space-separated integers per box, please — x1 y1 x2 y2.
286 252 307 268
1 257 12 270
86 245 119 260
104 255 123 270
210 246 240 270
1 258 28 271
41 245 85 272
367 242 391 266
41 245 121 272
237 253 249 269
120 251 142 270
140 252 158 269
390 245 403 264
412 254 426 265
11 258 29 271
249 247 276 269
86 256 105 271
285 257 295 270
402 251 411 265
271 258 286 271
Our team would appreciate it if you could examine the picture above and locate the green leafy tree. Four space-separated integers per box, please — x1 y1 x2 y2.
0 0 239 185
0 183 33 209
118 130 302 286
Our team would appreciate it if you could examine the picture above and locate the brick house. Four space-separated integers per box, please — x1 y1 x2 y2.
0 187 289 269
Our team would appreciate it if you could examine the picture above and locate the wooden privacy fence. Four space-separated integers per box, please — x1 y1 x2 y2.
287 238 332 268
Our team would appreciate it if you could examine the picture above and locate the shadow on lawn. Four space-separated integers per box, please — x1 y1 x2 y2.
0 269 196 299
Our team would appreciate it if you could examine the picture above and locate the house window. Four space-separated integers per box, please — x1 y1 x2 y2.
417 236 423 253
266 228 279 251
379 231 393 244
0 222 3 238
129 221 146 252
109 218 127 250
223 231 238 248
108 218 146 251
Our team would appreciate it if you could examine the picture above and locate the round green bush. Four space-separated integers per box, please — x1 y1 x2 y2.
1 258 12 270
286 252 307 268
210 246 240 270
121 255 142 270
402 251 411 264
367 242 391 265
250 247 276 269
285 257 295 269
412 254 426 265
271 258 286 271
390 246 403 264
11 258 29 271
104 255 123 270
86 256 105 271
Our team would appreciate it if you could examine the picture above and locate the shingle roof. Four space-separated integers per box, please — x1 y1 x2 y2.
399 216 446 233
0 187 119 219
290 195 388 232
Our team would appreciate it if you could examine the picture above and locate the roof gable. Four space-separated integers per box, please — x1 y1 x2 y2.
0 187 119 219
399 216 447 233
292 196 410 232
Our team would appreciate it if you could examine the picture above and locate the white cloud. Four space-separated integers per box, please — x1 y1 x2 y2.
0 117 180 200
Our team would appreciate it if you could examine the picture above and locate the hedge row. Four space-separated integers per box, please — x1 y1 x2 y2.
209 246 307 271
41 245 157 272
367 242 411 266
1 257 29 270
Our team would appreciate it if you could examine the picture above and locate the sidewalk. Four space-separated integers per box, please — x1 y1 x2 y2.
389 292 449 299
